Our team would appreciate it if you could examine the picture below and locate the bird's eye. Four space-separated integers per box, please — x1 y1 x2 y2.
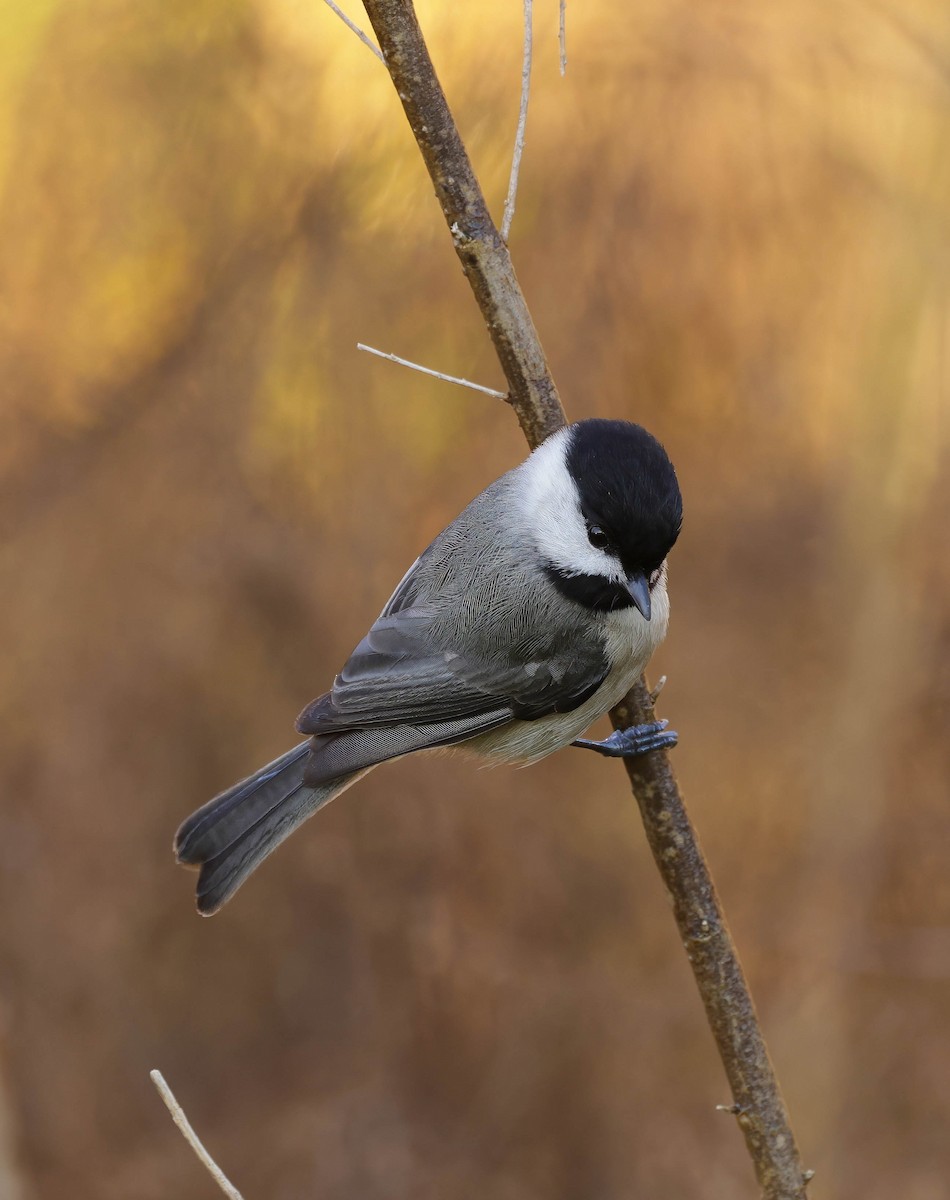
587 525 612 551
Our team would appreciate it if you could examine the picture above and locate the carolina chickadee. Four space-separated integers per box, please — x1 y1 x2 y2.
176 419 683 914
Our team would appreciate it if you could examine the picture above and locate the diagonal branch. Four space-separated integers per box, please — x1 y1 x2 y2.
361 1 563 451
360 2 811 1197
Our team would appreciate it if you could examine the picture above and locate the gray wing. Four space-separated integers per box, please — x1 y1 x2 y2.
297 603 608 738
297 476 610 742
297 530 609 734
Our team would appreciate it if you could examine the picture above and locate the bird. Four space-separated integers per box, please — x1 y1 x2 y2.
175 418 683 914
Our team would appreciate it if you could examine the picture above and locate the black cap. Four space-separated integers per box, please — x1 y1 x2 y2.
566 419 682 578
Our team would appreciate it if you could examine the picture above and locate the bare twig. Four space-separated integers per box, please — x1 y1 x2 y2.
150 1070 245 1200
357 343 507 398
359 2 810 1196
322 0 384 62
559 0 567 76
361 2 562 449
501 0 533 242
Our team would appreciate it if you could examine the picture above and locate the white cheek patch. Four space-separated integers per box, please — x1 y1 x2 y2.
516 431 624 579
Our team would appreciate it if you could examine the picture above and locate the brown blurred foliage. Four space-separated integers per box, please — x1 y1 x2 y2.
1 1 949 1197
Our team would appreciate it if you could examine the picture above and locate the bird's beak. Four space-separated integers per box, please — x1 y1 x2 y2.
625 571 651 620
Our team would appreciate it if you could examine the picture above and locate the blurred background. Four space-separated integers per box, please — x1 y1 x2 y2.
1 1 948 1196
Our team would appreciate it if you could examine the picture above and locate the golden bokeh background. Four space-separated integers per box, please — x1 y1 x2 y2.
1 1 949 1196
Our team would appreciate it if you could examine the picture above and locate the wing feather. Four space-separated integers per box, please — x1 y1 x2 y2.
297 486 610 739
296 605 608 736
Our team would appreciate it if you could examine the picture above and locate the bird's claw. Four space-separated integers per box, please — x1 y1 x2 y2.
572 719 678 759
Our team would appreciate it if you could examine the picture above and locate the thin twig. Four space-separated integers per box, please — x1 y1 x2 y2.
360 2 562 449
150 1070 245 1200
359 2 810 1195
501 0 533 242
322 0 384 62
559 0 567 76
357 343 507 399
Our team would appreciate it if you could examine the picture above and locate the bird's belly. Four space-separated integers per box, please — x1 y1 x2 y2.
466 654 643 764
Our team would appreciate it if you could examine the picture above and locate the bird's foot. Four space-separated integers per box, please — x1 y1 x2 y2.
572 719 678 758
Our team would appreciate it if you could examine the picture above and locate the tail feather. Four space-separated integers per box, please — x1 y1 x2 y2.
175 743 311 864
174 743 364 915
